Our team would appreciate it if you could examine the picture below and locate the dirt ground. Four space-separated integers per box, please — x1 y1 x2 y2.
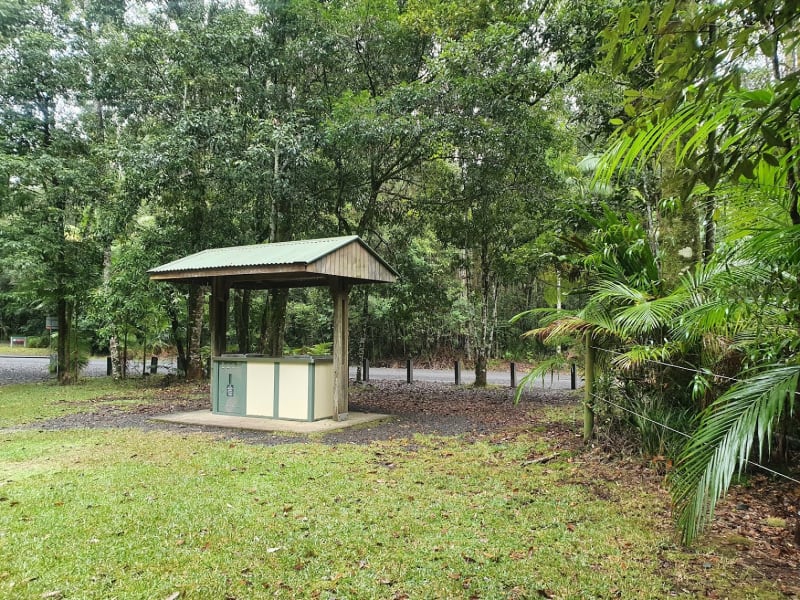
18 379 800 597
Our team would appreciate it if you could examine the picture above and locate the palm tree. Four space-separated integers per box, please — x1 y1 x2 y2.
593 0 800 544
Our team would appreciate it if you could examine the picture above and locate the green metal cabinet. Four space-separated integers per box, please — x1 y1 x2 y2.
213 358 247 415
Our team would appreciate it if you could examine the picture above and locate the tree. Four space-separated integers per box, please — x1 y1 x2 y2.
0 0 109 382
596 0 800 543
424 10 567 385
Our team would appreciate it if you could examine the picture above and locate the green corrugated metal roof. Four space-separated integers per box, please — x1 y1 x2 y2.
148 235 396 276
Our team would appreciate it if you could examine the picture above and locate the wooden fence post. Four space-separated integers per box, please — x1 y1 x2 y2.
454 360 461 385
406 358 413 384
570 363 576 390
510 362 516 388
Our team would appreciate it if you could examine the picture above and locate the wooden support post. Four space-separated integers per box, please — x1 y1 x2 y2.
406 358 413 384
570 363 577 390
150 356 158 375
209 278 229 406
510 362 517 388
363 358 369 382
454 360 461 385
584 335 596 443
210 278 229 359
331 281 351 421
106 356 112 376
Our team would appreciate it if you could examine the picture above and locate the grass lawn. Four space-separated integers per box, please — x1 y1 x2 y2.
0 346 51 356
0 379 175 429
0 382 784 599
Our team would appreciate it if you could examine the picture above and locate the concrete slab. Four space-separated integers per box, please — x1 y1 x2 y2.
151 410 392 433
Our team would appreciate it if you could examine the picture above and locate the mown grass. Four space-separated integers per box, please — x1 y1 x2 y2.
0 382 783 599
0 346 51 356
0 378 166 428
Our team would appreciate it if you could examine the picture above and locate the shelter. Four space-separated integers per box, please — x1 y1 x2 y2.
148 236 397 421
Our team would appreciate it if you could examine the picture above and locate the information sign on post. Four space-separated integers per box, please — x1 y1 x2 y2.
46 316 58 331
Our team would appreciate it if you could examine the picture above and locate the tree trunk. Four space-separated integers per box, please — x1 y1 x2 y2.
357 288 369 368
475 349 487 387
659 168 699 288
167 301 187 375
122 328 128 378
102 245 123 378
141 331 147 377
259 288 288 356
702 23 718 263
186 284 206 380
234 288 251 354
56 297 73 384
109 336 122 379
474 244 492 387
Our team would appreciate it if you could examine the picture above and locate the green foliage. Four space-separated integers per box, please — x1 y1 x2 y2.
593 0 800 544
23 335 50 349
671 365 800 544
286 341 333 356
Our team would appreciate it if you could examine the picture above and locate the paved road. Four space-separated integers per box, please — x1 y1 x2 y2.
0 355 582 390
347 365 581 390
0 355 172 385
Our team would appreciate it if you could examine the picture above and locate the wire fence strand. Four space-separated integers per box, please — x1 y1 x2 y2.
592 345 740 382
586 391 800 486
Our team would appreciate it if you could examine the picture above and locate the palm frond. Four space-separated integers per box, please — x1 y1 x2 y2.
741 225 800 268
672 297 750 343
610 342 684 372
670 365 800 544
511 306 571 327
514 355 573 404
590 279 649 305
615 295 685 337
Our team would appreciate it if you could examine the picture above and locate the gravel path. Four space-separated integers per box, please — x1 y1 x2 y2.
14 379 581 446
1 354 581 446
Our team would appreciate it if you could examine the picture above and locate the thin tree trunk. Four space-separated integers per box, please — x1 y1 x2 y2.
556 271 563 354
167 301 187 375
186 284 206 380
357 288 369 367
122 328 128 379
234 288 251 354
702 22 718 263
141 331 147 377
475 246 491 387
56 297 71 384
103 245 123 379
109 335 121 380
260 289 288 356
